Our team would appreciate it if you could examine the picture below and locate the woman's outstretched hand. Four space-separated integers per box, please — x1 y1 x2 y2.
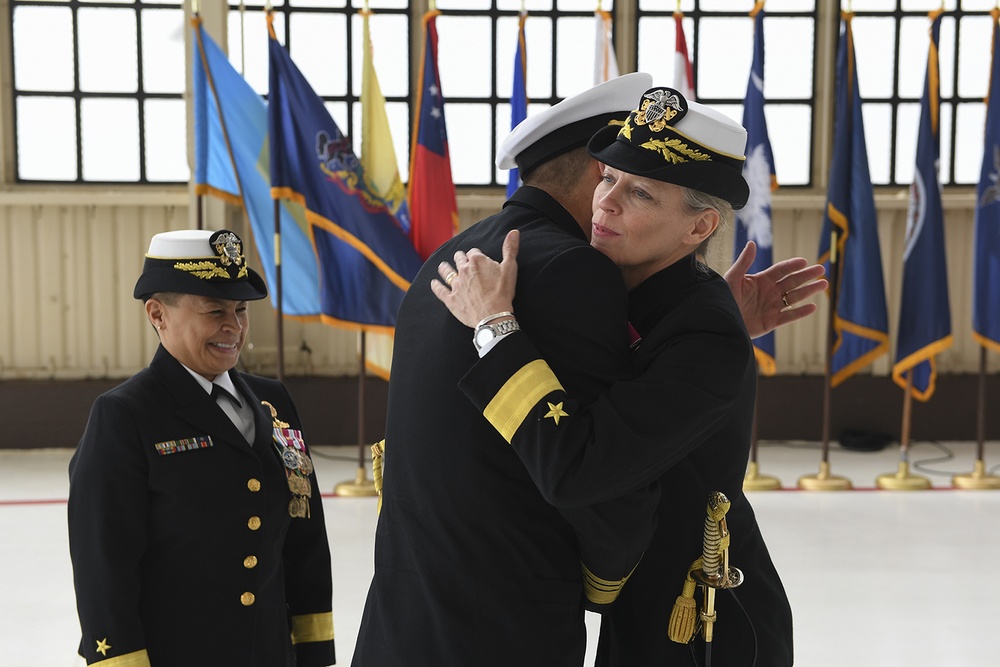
431 229 520 328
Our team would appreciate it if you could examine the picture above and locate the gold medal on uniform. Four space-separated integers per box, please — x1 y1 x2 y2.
287 473 312 497
288 495 309 518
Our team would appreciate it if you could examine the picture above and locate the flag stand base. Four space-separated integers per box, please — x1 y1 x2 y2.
334 466 378 497
876 460 931 490
798 461 852 491
952 460 1000 490
743 461 782 491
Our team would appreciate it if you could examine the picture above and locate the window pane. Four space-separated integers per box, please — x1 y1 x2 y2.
556 15 602 96
144 99 189 182
894 102 920 185
81 98 140 181
291 0 346 8
955 102 985 186
557 0 613 10
351 12 409 98
290 12 349 97
498 0 553 10
449 103 493 185
496 15 552 100
862 103 892 185
78 8 138 93
852 17 896 99
957 15 992 99
16 96 78 181
698 18 752 100
141 8 186 94
765 18 814 99
437 0 491 10
767 105 811 187
438 16 494 98
228 10 276 94
13 6 75 92
898 16 932 99
939 102 952 184
637 16 684 93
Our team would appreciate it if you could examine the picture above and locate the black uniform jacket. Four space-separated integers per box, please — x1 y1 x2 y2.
460 256 794 666
352 187 659 667
68 345 335 667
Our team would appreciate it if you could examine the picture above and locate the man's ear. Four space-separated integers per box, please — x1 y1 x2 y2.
145 298 165 331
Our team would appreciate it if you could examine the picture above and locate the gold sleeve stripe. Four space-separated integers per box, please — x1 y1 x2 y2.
291 611 335 644
93 650 150 667
483 359 564 443
582 559 642 606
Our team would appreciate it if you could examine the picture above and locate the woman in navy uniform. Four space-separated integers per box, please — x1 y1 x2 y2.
434 87 795 666
68 229 335 667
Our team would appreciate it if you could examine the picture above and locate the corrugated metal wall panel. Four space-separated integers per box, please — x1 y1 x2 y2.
0 196 989 379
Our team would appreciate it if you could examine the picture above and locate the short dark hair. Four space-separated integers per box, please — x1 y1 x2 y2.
522 146 591 195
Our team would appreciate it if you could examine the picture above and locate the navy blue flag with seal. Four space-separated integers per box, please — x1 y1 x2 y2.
267 15 422 332
892 11 952 401
974 8 1000 354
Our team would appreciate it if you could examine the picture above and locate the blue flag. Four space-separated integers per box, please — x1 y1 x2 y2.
735 6 777 376
191 18 321 318
507 13 528 197
817 14 889 387
267 19 422 331
974 9 1000 354
892 12 952 400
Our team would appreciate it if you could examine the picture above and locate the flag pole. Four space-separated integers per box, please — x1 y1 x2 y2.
744 389 781 491
953 347 1000 489
799 229 852 490
335 331 378 496
273 199 285 381
877 371 931 489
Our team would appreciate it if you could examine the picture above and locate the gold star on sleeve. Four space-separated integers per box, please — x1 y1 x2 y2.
96 638 112 656
544 402 569 426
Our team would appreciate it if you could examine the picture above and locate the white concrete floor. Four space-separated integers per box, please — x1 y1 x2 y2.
2 439 999 667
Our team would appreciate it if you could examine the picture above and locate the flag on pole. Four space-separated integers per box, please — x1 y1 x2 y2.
817 12 889 387
973 8 1000 354
507 12 528 197
673 11 695 101
734 3 777 376
892 11 952 400
361 10 410 234
594 7 619 85
266 18 422 343
361 9 417 377
191 16 321 318
408 9 458 261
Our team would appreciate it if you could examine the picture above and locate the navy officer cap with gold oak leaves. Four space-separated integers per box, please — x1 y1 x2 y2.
133 229 268 302
588 86 750 209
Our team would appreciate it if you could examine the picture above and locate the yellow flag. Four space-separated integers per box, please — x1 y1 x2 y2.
361 10 409 380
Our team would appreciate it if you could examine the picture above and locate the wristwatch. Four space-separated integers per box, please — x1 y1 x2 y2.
473 318 520 351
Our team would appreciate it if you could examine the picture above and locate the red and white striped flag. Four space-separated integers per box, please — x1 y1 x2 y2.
673 11 695 100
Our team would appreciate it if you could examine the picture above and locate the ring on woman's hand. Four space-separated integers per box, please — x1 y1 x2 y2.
445 271 458 286
781 292 790 308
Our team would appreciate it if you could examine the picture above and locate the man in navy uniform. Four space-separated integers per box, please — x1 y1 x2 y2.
353 72 823 666
68 229 335 667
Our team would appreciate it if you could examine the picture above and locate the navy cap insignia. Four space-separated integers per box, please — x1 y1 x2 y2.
636 87 686 132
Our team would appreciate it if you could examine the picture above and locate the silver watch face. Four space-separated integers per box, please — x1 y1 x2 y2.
475 326 496 348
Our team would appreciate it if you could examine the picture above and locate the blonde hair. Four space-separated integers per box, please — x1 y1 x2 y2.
681 187 733 269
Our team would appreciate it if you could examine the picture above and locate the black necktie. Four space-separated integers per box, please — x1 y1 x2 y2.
211 384 241 408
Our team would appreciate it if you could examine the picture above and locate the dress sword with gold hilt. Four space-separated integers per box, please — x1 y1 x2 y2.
668 491 744 667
